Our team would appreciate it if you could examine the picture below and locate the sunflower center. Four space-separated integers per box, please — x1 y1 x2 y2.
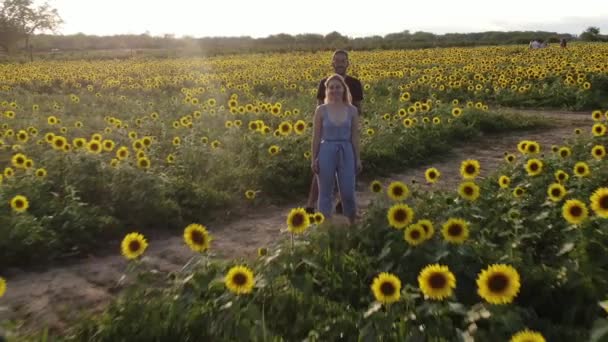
15 200 24 208
595 149 604 156
410 229 421 240
560 151 568 157
128 240 141 252
291 213 304 227
551 189 561 197
577 167 585 174
558 174 565 180
372 184 381 192
569 205 583 217
420 224 429 233
528 146 537 153
429 272 447 289
487 273 509 293
393 209 407 222
465 165 476 174
464 186 474 195
429 171 436 178
448 224 463 236
599 195 608 209
233 272 247 286
190 231 205 245
380 281 396 296
530 163 539 171
393 187 404 196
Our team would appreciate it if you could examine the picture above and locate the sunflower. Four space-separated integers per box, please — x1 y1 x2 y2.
525 158 543 176
460 159 480 179
371 272 401 304
73 138 86 149
366 128 375 136
47 116 58 125
137 157 151 169
525 141 540 154
592 123 606 137
225 265 255 295
183 223 211 252
458 181 480 201
11 153 27 169
441 218 469 244
16 130 28 143
592 145 606 160
562 199 588 225
294 120 306 134
10 194 29 213
505 153 516 163
558 147 571 158
0 277 5 298
510 330 546 342
403 118 414 128
498 175 510 189
116 147 129 160
387 181 410 201
417 219 435 240
476 264 521 304
86 140 102 154
102 139 115 152
313 212 325 224
418 264 456 300
451 107 462 117
592 110 603 121
35 168 47 178
513 187 525 198
52 136 68 151
517 140 529 154
4 167 14 178
404 224 426 246
245 190 256 200
278 121 292 136
211 140 220 149
268 145 280 156
573 162 590 177
590 188 608 218
287 207 310 234
425 168 441 184
387 203 415 229
370 180 383 193
555 170 569 183
91 133 102 141
257 247 268 257
547 183 567 202
120 232 148 260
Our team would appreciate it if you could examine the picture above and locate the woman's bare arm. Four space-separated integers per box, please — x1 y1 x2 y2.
311 106 323 161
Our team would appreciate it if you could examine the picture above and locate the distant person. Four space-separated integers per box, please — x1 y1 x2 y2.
529 40 541 49
310 74 361 224
305 50 363 215
560 38 568 49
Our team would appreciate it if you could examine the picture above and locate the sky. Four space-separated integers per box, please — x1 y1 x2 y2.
50 0 608 38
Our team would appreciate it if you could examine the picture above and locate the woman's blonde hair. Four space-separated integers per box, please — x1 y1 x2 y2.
324 74 352 104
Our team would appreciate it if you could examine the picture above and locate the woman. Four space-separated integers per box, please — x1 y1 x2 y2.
311 74 361 224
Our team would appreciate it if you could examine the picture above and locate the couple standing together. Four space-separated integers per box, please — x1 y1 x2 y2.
305 50 364 225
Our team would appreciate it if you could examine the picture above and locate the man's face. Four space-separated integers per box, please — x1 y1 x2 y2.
332 53 348 75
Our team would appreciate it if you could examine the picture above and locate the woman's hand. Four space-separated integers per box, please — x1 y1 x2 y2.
356 159 363 174
312 158 320 174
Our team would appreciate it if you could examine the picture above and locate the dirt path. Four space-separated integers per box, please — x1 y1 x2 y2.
0 110 590 334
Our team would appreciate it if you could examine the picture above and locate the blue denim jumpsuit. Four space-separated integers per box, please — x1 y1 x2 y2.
317 104 357 218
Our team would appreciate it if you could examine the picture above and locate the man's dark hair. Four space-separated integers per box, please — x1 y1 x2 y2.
333 50 349 59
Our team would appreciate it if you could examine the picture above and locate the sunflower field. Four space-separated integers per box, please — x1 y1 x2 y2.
1 43 608 340
64 112 608 342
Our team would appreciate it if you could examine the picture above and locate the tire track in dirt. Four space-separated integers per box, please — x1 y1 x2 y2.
0 110 591 334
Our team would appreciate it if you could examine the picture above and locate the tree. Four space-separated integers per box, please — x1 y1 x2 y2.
0 0 62 53
580 26 602 42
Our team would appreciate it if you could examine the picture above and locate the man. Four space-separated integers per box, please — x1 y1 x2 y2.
305 49 363 214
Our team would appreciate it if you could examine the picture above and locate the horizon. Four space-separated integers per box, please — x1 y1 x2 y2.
51 0 608 39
